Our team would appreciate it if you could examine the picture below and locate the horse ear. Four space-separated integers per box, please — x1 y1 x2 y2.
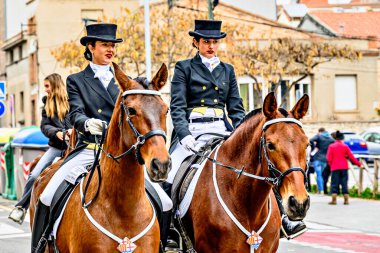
263 92 278 119
151 63 168 91
291 94 309 120
112 62 132 91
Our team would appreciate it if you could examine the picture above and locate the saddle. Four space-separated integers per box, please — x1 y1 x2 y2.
171 136 224 212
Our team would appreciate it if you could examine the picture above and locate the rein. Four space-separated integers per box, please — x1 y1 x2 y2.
81 89 167 209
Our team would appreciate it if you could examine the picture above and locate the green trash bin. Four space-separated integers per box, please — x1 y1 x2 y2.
1 141 17 200
12 127 48 200
0 128 20 196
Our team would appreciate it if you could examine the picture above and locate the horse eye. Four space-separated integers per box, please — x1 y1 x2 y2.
166 109 170 115
127 107 136 116
267 143 275 151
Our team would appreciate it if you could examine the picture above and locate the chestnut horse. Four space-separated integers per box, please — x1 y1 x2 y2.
181 92 310 253
30 62 171 252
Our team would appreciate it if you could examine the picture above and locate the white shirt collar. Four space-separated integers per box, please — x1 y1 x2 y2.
90 62 114 89
90 61 111 74
199 54 220 72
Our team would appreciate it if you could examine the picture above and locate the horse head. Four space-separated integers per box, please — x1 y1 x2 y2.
261 92 310 220
112 62 171 182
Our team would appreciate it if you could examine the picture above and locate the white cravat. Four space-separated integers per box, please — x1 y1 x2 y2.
90 61 114 89
200 54 220 72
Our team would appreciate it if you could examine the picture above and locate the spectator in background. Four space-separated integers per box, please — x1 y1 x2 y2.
8 73 72 224
327 131 363 205
310 127 335 194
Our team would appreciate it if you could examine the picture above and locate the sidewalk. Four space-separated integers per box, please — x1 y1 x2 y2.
278 194 380 252
305 194 380 235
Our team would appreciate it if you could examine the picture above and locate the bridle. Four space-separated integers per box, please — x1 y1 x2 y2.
97 89 167 165
82 89 167 208
259 118 308 190
205 117 308 191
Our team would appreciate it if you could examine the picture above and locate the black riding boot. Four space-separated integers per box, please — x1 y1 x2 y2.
162 182 180 250
31 200 50 253
160 210 172 248
275 195 307 239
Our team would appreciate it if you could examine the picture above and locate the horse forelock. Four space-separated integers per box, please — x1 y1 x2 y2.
133 76 149 89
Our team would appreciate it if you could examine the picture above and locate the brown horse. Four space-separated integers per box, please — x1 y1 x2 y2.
30 62 171 253
182 92 310 253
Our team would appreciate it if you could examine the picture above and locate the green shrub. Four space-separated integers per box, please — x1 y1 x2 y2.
360 188 373 199
349 186 359 197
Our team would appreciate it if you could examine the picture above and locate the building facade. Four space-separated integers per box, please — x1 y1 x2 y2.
1 0 379 132
1 0 138 127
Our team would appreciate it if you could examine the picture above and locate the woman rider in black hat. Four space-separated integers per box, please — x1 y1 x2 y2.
166 19 307 242
31 23 173 253
31 23 123 253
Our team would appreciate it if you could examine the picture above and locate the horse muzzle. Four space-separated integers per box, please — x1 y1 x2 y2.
285 195 310 220
147 158 172 182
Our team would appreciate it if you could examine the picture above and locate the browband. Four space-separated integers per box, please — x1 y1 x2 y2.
262 118 303 131
122 90 161 97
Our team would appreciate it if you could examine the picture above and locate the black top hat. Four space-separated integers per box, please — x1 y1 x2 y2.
189 20 227 39
80 23 123 46
335 131 344 140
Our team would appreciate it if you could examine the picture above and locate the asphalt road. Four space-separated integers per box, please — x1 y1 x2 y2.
0 194 379 253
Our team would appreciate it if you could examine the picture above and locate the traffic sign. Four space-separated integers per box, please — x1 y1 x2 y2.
0 81 5 100
0 101 5 117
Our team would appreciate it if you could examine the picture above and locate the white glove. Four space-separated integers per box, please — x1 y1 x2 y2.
86 118 107 135
180 135 200 153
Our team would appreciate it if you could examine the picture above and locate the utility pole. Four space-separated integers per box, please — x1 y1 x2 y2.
144 0 152 80
207 0 214 20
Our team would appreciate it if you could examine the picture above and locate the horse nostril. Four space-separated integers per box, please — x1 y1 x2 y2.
151 158 160 174
289 196 297 207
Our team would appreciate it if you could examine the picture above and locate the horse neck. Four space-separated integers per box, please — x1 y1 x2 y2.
218 115 272 216
97 116 146 210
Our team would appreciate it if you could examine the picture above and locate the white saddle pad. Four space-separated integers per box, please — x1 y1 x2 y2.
177 158 208 218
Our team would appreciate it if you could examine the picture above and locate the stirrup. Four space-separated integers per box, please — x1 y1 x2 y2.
165 239 182 252
8 207 27 225
280 225 307 240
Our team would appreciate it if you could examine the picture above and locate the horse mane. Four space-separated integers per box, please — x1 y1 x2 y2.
239 107 290 126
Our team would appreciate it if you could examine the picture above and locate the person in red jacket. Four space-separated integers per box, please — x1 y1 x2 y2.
326 131 363 205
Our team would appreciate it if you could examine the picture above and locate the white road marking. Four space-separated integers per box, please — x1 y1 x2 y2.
286 240 362 253
0 223 24 235
0 233 31 239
